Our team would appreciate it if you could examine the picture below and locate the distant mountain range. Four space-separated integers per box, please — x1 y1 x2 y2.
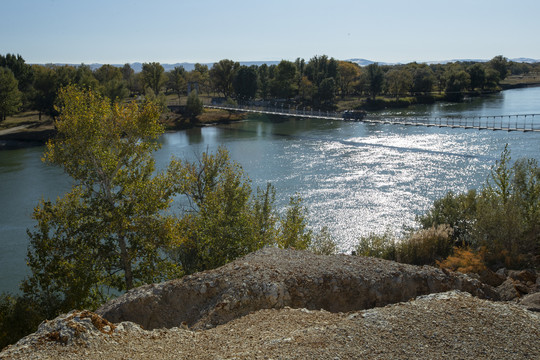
42 58 539 72
348 58 540 66
73 61 283 73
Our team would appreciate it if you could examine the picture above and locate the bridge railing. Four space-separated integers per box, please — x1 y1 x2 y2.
205 104 540 132
386 114 540 132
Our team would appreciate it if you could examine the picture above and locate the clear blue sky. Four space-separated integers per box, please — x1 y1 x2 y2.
2 0 540 64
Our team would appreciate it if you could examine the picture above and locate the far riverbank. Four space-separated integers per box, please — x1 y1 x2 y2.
2 83 539 150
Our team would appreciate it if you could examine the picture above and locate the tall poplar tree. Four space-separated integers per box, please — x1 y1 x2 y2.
0 67 22 121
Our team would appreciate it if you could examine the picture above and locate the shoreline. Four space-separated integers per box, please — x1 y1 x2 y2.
2 84 539 151
0 128 56 150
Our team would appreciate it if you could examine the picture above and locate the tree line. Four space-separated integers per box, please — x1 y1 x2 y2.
1 54 538 122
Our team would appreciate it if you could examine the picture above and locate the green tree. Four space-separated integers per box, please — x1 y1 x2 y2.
356 231 397 260
337 61 361 97
304 55 339 105
141 62 166 94
0 293 43 349
0 54 33 92
430 63 447 94
121 63 136 95
185 90 203 119
74 64 99 90
269 60 298 99
169 147 278 273
317 77 336 107
0 54 34 108
54 65 77 89
488 55 508 81
0 67 22 121
121 63 134 82
167 66 187 100
278 195 312 250
304 55 338 89
94 64 122 84
29 64 78 119
410 64 436 95
467 63 486 90
484 68 500 90
475 145 540 267
508 61 531 76
298 75 315 103
210 59 239 98
102 79 129 103
384 68 413 98
309 227 338 255
31 65 58 119
192 63 211 96
257 64 270 99
94 64 128 102
233 65 258 100
366 63 384 100
444 65 470 101
24 86 181 314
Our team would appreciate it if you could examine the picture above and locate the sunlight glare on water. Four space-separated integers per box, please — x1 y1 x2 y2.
1 87 540 292
215 115 536 252
280 126 498 250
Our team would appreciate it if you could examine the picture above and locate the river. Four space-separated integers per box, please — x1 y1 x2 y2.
1 87 540 293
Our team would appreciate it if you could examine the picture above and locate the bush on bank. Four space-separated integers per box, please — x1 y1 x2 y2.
359 146 539 271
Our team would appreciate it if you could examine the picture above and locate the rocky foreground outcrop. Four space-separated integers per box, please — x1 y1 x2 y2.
96 248 499 330
2 291 539 359
2 248 539 359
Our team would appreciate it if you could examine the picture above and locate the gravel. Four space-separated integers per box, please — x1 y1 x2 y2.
2 291 539 359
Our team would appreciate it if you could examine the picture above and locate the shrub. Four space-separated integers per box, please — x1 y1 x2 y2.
310 227 338 255
170 147 278 273
418 147 539 270
277 195 312 250
185 91 203 119
355 230 397 260
397 224 454 266
417 189 477 246
0 294 43 349
475 147 540 268
170 148 313 274
437 247 487 274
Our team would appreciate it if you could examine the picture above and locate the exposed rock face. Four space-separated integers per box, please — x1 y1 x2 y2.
520 292 540 312
97 248 499 330
495 269 539 301
3 291 539 360
3 310 132 349
497 278 524 301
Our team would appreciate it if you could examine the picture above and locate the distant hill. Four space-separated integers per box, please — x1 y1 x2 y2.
37 58 539 72
426 59 488 65
348 58 540 66
346 58 392 66
510 57 540 63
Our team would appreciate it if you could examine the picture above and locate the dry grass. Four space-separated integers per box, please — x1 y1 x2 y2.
500 73 540 85
198 108 245 123
161 108 246 130
1 111 53 130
